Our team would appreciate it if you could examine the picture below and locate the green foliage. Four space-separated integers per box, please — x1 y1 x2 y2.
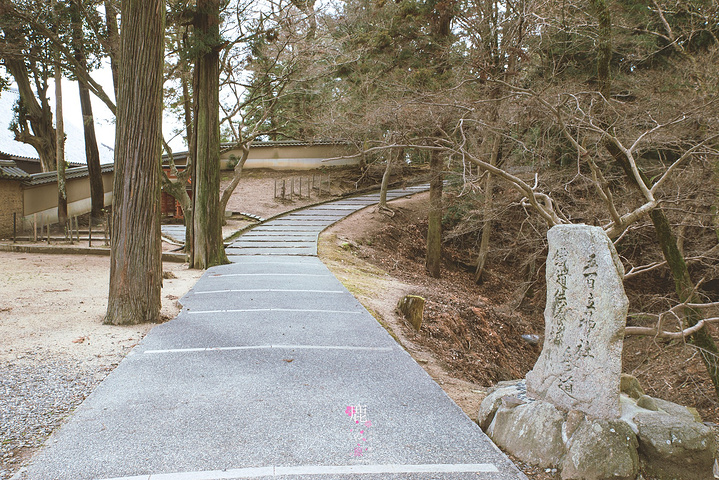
226 154 239 169
9 98 26 136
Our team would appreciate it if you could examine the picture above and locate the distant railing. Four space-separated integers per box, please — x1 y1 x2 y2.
274 174 331 201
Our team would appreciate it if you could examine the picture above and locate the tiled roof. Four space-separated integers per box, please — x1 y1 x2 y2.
0 159 30 180
0 151 40 163
9 156 85 169
0 150 85 173
162 140 350 164
221 140 349 150
23 163 114 186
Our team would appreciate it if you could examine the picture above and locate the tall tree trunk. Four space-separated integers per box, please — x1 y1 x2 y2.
181 31 195 257
378 149 394 210
475 133 501 282
158 32 194 257
423 1 453 278
55 57 67 226
651 210 719 397
189 63 199 266
72 0 105 220
590 0 612 97
78 82 105 219
473 3 524 283
426 150 443 277
53 0 65 224
219 146 250 213
192 0 228 269
104 0 120 99
105 0 164 326
607 142 719 397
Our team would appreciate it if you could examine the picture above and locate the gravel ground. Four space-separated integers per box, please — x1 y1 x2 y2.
0 353 120 480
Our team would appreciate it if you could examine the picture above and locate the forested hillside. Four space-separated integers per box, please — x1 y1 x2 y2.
278 0 719 407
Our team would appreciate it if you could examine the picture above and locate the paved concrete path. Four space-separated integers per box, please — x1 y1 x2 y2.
162 213 265 246
16 186 526 480
161 225 188 245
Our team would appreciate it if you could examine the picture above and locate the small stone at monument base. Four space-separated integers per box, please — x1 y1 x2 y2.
476 379 528 430
562 410 585 442
652 397 703 423
487 400 565 468
501 395 526 408
635 395 658 411
620 374 645 400
560 418 639 480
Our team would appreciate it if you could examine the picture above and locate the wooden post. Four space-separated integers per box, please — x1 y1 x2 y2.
274 179 277 199
282 179 286 200
68 219 74 245
46 223 51 244
397 294 426 331
12 213 16 243
75 216 80 242
104 212 109 247
88 217 93 247
33 214 37 242
298 177 302 198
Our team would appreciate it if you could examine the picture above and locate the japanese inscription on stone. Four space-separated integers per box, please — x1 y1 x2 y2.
526 224 628 419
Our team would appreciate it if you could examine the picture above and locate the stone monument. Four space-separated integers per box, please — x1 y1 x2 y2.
478 224 716 479
525 224 628 419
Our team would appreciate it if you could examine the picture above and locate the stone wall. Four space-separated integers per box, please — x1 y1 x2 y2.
21 170 114 227
220 143 359 170
0 179 23 238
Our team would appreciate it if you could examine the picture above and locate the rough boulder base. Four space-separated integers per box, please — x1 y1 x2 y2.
526 224 629 419
487 400 565 468
560 417 639 480
634 409 715 480
478 376 716 480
